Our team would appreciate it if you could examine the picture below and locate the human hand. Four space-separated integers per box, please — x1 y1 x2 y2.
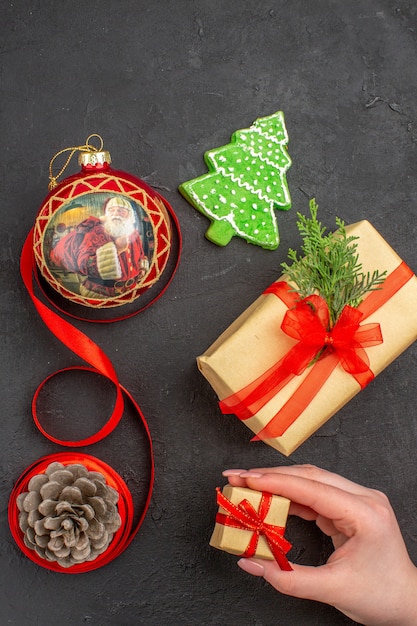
223 465 417 626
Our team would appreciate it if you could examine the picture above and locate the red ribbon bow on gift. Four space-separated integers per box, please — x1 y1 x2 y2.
220 286 383 426
280 293 383 382
219 263 414 440
215 488 293 571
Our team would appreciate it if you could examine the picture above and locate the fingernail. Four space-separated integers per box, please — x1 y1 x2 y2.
238 471 263 478
237 558 265 577
222 469 247 476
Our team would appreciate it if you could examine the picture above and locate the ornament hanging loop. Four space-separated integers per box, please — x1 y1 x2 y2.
48 134 104 191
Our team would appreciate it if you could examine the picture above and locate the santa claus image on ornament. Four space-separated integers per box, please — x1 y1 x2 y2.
46 194 152 299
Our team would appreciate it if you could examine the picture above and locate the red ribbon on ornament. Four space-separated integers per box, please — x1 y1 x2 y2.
219 261 414 440
13 230 156 572
215 488 292 571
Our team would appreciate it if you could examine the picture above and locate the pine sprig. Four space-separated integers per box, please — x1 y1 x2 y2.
281 199 387 325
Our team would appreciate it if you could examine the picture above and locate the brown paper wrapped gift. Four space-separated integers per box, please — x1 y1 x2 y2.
210 485 292 569
198 220 417 456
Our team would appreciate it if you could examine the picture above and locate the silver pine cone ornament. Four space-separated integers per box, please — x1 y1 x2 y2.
16 461 122 568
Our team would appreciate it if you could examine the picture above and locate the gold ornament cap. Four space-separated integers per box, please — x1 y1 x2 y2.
78 150 111 167
48 134 110 190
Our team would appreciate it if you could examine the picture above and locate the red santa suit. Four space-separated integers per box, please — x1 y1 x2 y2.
50 216 147 297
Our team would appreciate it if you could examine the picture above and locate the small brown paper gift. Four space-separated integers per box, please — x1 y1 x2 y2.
198 221 417 456
210 485 292 569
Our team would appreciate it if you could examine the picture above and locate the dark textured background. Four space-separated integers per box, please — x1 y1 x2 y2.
1 1 417 624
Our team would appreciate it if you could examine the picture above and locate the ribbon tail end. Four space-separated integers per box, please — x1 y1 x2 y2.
272 549 293 571
280 559 293 571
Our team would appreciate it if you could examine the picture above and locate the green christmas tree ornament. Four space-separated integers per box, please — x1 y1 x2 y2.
179 111 292 249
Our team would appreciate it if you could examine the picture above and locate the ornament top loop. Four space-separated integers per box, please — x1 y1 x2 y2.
48 134 106 191
84 133 104 151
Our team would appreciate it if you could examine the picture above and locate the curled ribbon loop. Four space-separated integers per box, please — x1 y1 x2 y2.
15 229 155 572
215 488 292 571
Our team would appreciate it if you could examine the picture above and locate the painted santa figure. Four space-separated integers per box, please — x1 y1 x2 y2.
50 196 149 299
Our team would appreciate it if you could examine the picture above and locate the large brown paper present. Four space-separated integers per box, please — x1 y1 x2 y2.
210 485 292 568
198 221 417 456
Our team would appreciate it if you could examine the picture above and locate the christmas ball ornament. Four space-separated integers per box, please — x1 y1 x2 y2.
33 135 177 310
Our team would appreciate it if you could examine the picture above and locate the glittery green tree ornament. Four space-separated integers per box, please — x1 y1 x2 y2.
179 111 292 249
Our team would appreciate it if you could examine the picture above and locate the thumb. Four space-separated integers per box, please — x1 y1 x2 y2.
238 558 337 603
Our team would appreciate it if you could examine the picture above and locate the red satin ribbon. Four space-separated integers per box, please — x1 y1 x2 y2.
12 230 156 572
22 230 127 446
215 488 292 571
220 261 414 440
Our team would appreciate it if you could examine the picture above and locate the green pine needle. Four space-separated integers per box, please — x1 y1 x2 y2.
281 199 387 325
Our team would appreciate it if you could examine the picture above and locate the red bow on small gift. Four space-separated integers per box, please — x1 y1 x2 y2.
215 488 293 571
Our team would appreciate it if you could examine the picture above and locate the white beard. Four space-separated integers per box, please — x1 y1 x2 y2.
102 216 136 239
